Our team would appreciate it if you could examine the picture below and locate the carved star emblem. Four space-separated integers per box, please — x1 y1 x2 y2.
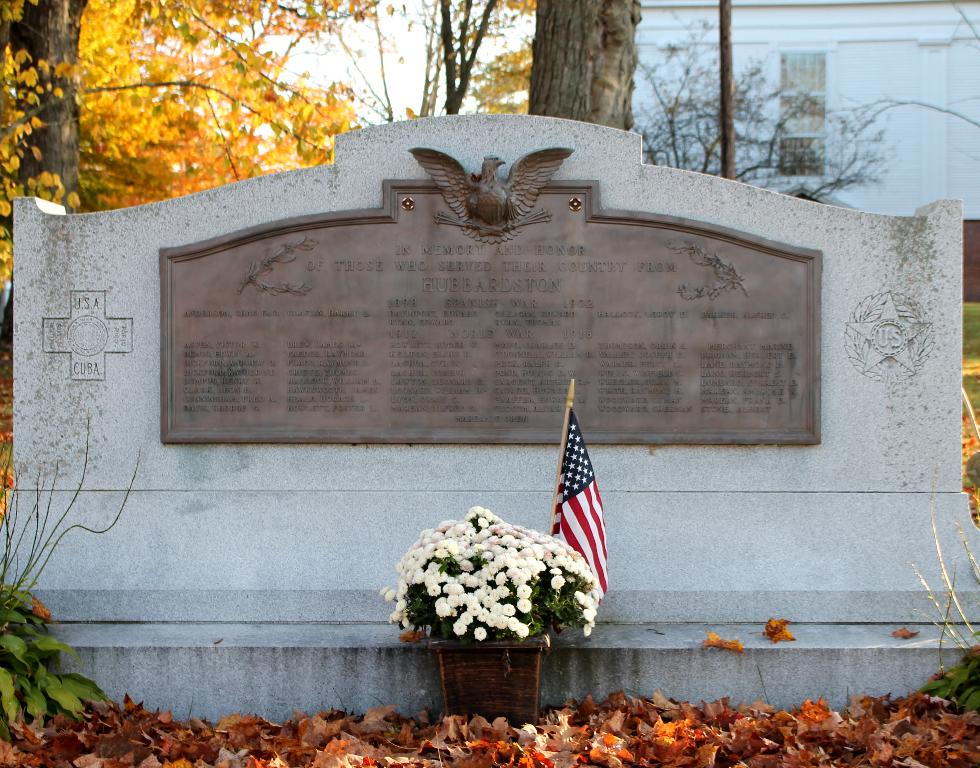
846 292 931 375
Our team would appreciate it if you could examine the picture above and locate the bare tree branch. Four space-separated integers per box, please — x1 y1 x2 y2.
441 0 498 114
865 98 980 131
634 25 887 200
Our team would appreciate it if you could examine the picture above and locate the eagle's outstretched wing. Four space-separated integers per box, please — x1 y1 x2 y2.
409 148 472 220
506 147 573 220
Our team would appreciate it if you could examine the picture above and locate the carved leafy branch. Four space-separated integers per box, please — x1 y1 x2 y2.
671 241 748 301
239 236 317 296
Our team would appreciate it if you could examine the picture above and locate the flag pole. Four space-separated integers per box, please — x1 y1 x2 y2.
549 378 575 533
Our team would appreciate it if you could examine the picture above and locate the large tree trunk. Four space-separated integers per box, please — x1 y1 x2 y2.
529 0 641 130
3 0 87 347
10 0 87 203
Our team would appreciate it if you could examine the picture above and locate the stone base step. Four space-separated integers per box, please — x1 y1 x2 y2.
52 623 955 722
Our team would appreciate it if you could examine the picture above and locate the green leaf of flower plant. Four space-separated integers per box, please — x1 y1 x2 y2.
58 673 106 702
31 635 78 659
0 667 20 723
0 633 28 662
22 682 47 719
44 682 83 717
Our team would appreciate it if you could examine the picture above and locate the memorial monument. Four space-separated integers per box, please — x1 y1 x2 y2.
12 115 974 719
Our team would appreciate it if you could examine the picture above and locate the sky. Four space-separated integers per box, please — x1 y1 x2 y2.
292 2 533 124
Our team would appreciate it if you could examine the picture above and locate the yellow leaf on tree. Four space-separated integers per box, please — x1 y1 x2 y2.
19 68 39 87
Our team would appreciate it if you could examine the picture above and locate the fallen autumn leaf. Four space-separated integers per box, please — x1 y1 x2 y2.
702 631 745 654
764 618 796 643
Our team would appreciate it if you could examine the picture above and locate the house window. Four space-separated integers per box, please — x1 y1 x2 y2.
779 52 826 176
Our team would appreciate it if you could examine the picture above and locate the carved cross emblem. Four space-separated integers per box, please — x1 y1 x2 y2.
42 290 133 380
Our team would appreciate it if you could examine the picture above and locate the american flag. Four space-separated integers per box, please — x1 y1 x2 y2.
551 410 608 596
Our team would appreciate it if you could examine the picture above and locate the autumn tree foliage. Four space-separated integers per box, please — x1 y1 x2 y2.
0 0 364 290
79 0 359 211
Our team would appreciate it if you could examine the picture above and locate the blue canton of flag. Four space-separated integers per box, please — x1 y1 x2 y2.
551 410 608 596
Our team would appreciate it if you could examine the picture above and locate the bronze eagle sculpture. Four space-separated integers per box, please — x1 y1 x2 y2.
409 147 573 243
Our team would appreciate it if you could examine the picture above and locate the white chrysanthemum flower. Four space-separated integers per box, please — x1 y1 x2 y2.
385 506 599 641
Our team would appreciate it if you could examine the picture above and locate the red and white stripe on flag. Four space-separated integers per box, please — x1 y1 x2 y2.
551 410 608 596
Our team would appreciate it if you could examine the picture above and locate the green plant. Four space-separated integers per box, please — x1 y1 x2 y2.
921 646 980 711
0 434 136 738
0 589 105 739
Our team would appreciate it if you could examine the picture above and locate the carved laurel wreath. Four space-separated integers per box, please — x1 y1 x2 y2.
671 241 748 301
239 236 316 296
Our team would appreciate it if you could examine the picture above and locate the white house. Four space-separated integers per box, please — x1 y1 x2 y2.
635 0 979 290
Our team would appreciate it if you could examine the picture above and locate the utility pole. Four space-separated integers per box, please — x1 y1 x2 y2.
719 0 735 179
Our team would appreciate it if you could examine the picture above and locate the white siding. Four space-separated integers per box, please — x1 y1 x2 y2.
835 40 923 213
947 40 980 210
637 0 980 217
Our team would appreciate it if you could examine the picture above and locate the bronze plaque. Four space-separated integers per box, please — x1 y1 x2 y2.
161 182 820 444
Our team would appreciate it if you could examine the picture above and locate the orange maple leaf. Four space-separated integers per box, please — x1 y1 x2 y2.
891 627 920 639
764 618 795 643
798 698 832 724
702 631 744 654
399 629 427 643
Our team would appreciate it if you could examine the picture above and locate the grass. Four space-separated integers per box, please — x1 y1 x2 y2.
964 303 980 406
963 304 980 495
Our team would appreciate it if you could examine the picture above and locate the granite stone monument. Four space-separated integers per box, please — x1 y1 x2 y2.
13 115 975 719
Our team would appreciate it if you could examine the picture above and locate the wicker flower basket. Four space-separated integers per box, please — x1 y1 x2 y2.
430 636 550 724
